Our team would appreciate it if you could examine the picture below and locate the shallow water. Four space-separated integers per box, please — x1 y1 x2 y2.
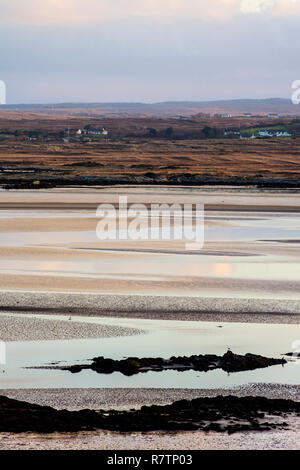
0 203 300 389
1 259 300 282
0 210 299 293
1 314 299 390
0 210 299 244
0 223 300 247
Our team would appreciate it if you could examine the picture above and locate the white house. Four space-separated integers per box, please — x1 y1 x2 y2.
87 128 108 136
224 129 240 136
276 131 291 138
240 134 256 140
89 130 102 135
258 130 273 137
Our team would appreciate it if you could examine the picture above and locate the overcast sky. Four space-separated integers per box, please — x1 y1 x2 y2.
1 0 300 103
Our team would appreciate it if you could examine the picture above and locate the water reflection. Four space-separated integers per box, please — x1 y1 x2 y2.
0 259 299 282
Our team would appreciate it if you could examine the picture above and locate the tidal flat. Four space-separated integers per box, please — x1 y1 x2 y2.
0 186 300 449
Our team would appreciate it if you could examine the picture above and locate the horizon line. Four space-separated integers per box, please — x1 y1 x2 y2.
0 97 293 107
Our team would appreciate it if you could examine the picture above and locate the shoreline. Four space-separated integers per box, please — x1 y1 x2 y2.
1 391 300 450
3 179 300 192
2 384 300 410
1 202 300 213
1 385 300 450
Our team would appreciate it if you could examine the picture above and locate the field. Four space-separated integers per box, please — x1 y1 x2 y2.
1 138 300 186
0 112 300 187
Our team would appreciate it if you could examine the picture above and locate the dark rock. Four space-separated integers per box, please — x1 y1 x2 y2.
60 351 286 376
1 394 299 434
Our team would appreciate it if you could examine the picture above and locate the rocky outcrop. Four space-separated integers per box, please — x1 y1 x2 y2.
0 394 298 434
61 351 286 376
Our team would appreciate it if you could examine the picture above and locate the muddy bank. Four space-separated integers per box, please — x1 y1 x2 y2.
0 394 299 434
41 351 286 376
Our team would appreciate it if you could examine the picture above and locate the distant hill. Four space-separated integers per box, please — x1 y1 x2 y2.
1 98 300 117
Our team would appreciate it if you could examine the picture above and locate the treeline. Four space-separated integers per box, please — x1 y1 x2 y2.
145 125 221 140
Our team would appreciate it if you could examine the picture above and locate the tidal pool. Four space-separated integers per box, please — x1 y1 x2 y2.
0 314 299 390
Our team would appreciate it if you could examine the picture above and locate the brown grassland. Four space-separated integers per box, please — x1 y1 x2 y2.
0 112 300 185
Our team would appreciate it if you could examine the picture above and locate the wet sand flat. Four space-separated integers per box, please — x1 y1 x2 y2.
0 273 300 298
0 191 300 298
2 384 300 411
0 217 100 233
1 186 300 211
1 274 300 299
0 314 143 341
1 291 300 324
1 426 300 450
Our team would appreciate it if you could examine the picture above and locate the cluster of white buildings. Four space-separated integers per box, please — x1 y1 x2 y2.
241 130 292 139
225 128 292 139
257 130 291 138
76 128 108 137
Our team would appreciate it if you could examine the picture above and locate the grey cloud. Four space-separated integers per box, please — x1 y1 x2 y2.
0 14 299 102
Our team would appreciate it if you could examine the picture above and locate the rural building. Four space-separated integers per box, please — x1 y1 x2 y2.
224 128 240 136
258 130 273 137
276 131 291 137
240 134 256 140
